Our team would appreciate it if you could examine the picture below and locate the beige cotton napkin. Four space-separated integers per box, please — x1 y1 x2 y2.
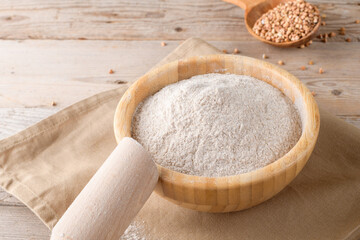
0 38 359 240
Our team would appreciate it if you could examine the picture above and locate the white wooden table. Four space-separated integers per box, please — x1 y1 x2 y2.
0 0 359 239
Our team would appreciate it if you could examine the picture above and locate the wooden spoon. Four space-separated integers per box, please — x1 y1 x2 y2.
223 0 321 47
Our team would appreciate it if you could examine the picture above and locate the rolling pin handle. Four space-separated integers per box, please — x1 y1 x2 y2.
51 137 158 240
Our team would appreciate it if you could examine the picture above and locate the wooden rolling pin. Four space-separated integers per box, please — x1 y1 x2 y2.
51 137 159 240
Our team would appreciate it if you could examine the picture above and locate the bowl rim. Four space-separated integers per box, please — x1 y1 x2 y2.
114 54 320 189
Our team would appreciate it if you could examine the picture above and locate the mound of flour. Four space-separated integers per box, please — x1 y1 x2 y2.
132 73 301 177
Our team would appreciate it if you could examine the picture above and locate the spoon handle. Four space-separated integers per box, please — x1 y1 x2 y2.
222 0 264 9
51 137 158 240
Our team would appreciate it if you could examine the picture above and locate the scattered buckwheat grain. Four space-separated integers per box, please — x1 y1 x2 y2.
331 89 342 96
222 49 228 54
329 32 336 37
339 27 346 35
355 20 360 24
161 41 167 47
311 91 316 96
278 60 285 65
321 21 326 26
319 67 324 74
51 101 57 106
109 69 114 74
300 66 306 70
346 38 352 42
308 60 314 65
300 44 305 48
262 54 268 59
252 0 320 43
233 48 240 54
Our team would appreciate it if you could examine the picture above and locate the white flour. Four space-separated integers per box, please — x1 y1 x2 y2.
132 73 301 177
121 221 147 240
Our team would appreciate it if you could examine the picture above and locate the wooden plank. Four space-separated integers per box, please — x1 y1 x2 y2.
0 188 23 206
0 0 359 41
0 108 56 139
0 205 49 240
0 40 175 108
0 40 359 115
338 115 360 129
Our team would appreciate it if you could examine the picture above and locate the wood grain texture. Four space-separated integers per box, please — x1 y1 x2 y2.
0 40 358 116
0 206 50 240
114 54 320 212
0 188 24 206
0 108 56 139
0 0 359 41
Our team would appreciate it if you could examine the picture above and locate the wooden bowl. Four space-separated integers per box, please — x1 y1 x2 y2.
114 54 320 213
